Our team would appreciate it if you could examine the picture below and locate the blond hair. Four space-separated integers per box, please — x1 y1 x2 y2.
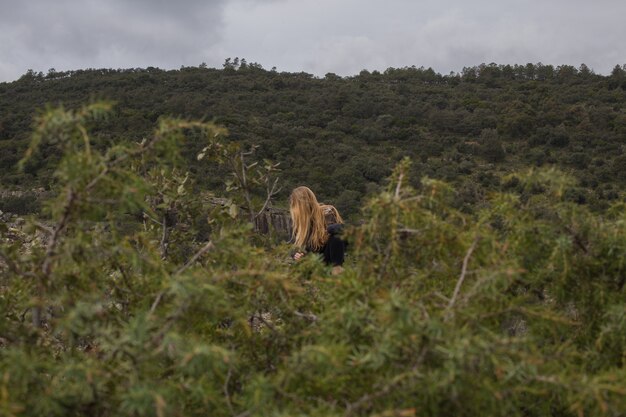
289 186 328 251
320 204 343 226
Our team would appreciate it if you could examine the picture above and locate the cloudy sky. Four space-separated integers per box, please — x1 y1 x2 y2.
1 0 625 82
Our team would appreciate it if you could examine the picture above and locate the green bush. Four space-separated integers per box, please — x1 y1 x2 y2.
0 194 41 215
1 105 625 416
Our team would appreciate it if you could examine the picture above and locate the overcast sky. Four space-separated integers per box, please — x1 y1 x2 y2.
1 0 625 82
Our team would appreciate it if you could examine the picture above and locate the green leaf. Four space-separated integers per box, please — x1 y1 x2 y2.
229 203 238 218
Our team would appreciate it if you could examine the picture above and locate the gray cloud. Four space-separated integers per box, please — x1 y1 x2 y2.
1 0 625 82
216 0 626 76
0 0 228 80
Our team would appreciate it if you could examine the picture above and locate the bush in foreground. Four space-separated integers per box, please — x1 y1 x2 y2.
0 104 625 416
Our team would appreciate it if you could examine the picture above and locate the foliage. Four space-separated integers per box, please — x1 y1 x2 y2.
0 195 40 216
1 105 625 416
1 62 625 216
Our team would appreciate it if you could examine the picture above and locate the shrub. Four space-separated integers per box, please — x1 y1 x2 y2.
1 105 625 416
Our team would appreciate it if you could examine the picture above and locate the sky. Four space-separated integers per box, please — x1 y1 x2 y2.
1 0 625 82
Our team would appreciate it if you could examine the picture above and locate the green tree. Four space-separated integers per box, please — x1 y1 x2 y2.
479 128 506 162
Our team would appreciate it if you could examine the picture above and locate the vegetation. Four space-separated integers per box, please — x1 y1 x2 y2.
1 104 625 416
1 61 625 216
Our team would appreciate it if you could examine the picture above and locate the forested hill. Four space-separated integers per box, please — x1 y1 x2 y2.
1 62 625 215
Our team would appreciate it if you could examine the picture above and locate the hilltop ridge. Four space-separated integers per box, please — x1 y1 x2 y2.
1 62 625 215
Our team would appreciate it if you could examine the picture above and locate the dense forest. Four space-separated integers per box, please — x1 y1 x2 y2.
1 61 625 216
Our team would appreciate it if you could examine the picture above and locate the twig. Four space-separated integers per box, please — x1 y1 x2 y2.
428 291 451 304
397 228 421 234
237 151 255 222
446 237 479 314
344 350 426 416
252 312 278 334
255 177 281 219
149 291 164 315
33 222 54 236
19 308 29 323
160 215 168 260
294 310 318 322
175 240 215 276
565 226 589 254
394 172 404 199
41 189 76 277
149 301 188 345
224 368 235 417
34 188 76 327
84 167 110 193
399 196 423 203
78 125 92 158
142 211 163 226
149 240 216 316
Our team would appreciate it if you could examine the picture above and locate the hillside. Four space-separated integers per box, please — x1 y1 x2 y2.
1 62 625 215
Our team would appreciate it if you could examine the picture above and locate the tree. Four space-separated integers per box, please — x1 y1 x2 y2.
480 128 506 162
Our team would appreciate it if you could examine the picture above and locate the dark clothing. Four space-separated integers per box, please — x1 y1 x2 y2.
311 224 346 266
318 234 345 266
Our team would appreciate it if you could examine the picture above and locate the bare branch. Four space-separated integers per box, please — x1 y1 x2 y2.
397 228 421 234
142 211 163 226
224 368 236 417
175 240 215 276
32 188 77 327
149 301 188 345
239 152 255 221
39 189 76 284
446 237 479 315
251 312 278 334
149 291 164 315
160 215 169 260
294 310 318 322
84 167 110 193
394 172 404 199
255 177 281 219
565 225 589 254
33 222 54 236
149 240 216 316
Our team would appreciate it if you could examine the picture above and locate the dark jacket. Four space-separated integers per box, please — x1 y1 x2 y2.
312 224 346 266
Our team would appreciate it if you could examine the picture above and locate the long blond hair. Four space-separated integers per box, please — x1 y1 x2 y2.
290 186 328 251
320 204 343 226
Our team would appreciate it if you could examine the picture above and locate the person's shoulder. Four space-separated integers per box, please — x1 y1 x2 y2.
327 223 343 236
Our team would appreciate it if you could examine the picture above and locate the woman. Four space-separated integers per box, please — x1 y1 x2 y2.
290 186 345 274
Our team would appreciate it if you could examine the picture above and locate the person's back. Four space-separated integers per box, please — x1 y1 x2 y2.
319 204 346 268
290 188 346 274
